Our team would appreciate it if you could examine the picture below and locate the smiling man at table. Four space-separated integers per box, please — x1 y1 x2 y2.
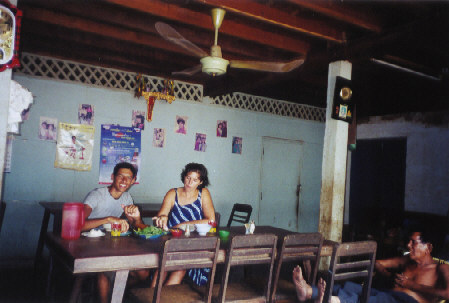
82 162 147 303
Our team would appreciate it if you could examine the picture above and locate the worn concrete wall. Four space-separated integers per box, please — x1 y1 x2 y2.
357 114 449 215
0 74 325 262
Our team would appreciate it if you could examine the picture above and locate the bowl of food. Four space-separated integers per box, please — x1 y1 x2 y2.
170 228 183 237
195 223 212 236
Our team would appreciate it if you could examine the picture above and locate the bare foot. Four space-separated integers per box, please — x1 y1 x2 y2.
315 278 326 303
293 265 312 302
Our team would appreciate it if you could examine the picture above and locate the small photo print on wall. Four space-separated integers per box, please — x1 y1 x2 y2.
153 128 165 148
132 110 145 130
175 115 188 134
78 104 94 125
39 116 58 141
232 136 242 154
216 120 227 137
194 133 207 152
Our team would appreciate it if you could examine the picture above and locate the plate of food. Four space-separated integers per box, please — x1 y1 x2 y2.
82 229 105 237
133 225 168 239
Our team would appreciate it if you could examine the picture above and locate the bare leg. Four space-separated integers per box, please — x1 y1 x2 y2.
164 270 186 285
293 266 339 303
127 269 150 286
292 265 312 302
315 278 326 303
97 273 110 303
150 269 166 288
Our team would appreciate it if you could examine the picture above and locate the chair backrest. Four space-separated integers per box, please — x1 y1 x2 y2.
153 237 220 303
323 240 377 303
215 212 221 227
226 203 253 227
218 233 278 303
271 232 323 303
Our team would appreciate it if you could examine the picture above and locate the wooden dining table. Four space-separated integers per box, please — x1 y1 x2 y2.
44 225 302 303
35 201 161 274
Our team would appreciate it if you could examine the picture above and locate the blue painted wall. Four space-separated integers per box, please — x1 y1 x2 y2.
1 75 324 262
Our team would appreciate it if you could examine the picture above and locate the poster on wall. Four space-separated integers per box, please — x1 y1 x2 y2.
99 124 141 184
78 104 94 125
132 110 145 130
39 116 57 141
175 115 188 134
216 120 227 137
153 128 165 148
55 123 95 171
232 136 242 154
194 133 207 152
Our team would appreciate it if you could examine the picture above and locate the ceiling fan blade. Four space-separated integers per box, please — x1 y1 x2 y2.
172 64 202 76
155 22 208 58
229 58 305 73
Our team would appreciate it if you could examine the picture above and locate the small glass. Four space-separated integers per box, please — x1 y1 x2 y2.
111 222 121 236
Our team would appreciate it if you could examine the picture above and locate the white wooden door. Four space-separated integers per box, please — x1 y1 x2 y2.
259 137 303 231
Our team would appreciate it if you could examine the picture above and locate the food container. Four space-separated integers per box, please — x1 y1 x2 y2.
170 228 183 237
218 230 230 241
111 222 121 237
195 223 212 236
103 223 111 232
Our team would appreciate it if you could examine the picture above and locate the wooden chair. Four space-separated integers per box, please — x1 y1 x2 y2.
226 203 253 227
270 232 323 303
214 233 278 303
130 236 220 303
322 240 377 303
215 212 221 227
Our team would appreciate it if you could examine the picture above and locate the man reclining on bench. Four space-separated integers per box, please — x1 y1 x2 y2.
293 229 449 303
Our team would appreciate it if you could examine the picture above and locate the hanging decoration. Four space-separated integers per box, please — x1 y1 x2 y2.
0 0 22 72
134 74 175 121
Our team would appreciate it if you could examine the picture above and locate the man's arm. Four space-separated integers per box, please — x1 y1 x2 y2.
395 264 449 300
81 204 126 231
375 256 408 277
122 204 144 227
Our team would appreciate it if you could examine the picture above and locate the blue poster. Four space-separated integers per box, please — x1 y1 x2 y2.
99 124 141 184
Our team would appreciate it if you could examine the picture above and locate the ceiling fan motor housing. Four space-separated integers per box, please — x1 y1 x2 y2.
200 55 229 76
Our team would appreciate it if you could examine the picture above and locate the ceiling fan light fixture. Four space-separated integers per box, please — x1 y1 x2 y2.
200 56 229 76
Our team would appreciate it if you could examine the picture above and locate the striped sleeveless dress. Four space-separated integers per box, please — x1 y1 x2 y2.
167 188 210 286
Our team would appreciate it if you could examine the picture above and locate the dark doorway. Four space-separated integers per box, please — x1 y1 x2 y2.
349 138 407 245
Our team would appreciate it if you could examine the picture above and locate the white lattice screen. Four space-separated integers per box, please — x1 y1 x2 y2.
16 53 325 122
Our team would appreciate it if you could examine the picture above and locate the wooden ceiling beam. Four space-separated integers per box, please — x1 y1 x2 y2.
191 0 344 42
20 21 199 70
21 6 200 58
286 0 383 33
102 0 310 54
19 1 281 61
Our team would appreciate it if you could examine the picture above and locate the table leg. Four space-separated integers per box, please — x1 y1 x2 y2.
34 210 51 274
69 276 84 303
111 269 129 303
46 254 55 301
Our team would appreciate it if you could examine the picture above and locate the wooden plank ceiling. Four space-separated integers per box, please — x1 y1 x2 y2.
16 0 449 119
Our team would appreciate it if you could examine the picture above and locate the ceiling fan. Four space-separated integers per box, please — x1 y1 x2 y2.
155 8 305 77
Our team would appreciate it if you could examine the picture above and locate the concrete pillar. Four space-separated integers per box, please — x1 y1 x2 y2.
0 70 11 201
0 0 17 201
318 60 352 243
